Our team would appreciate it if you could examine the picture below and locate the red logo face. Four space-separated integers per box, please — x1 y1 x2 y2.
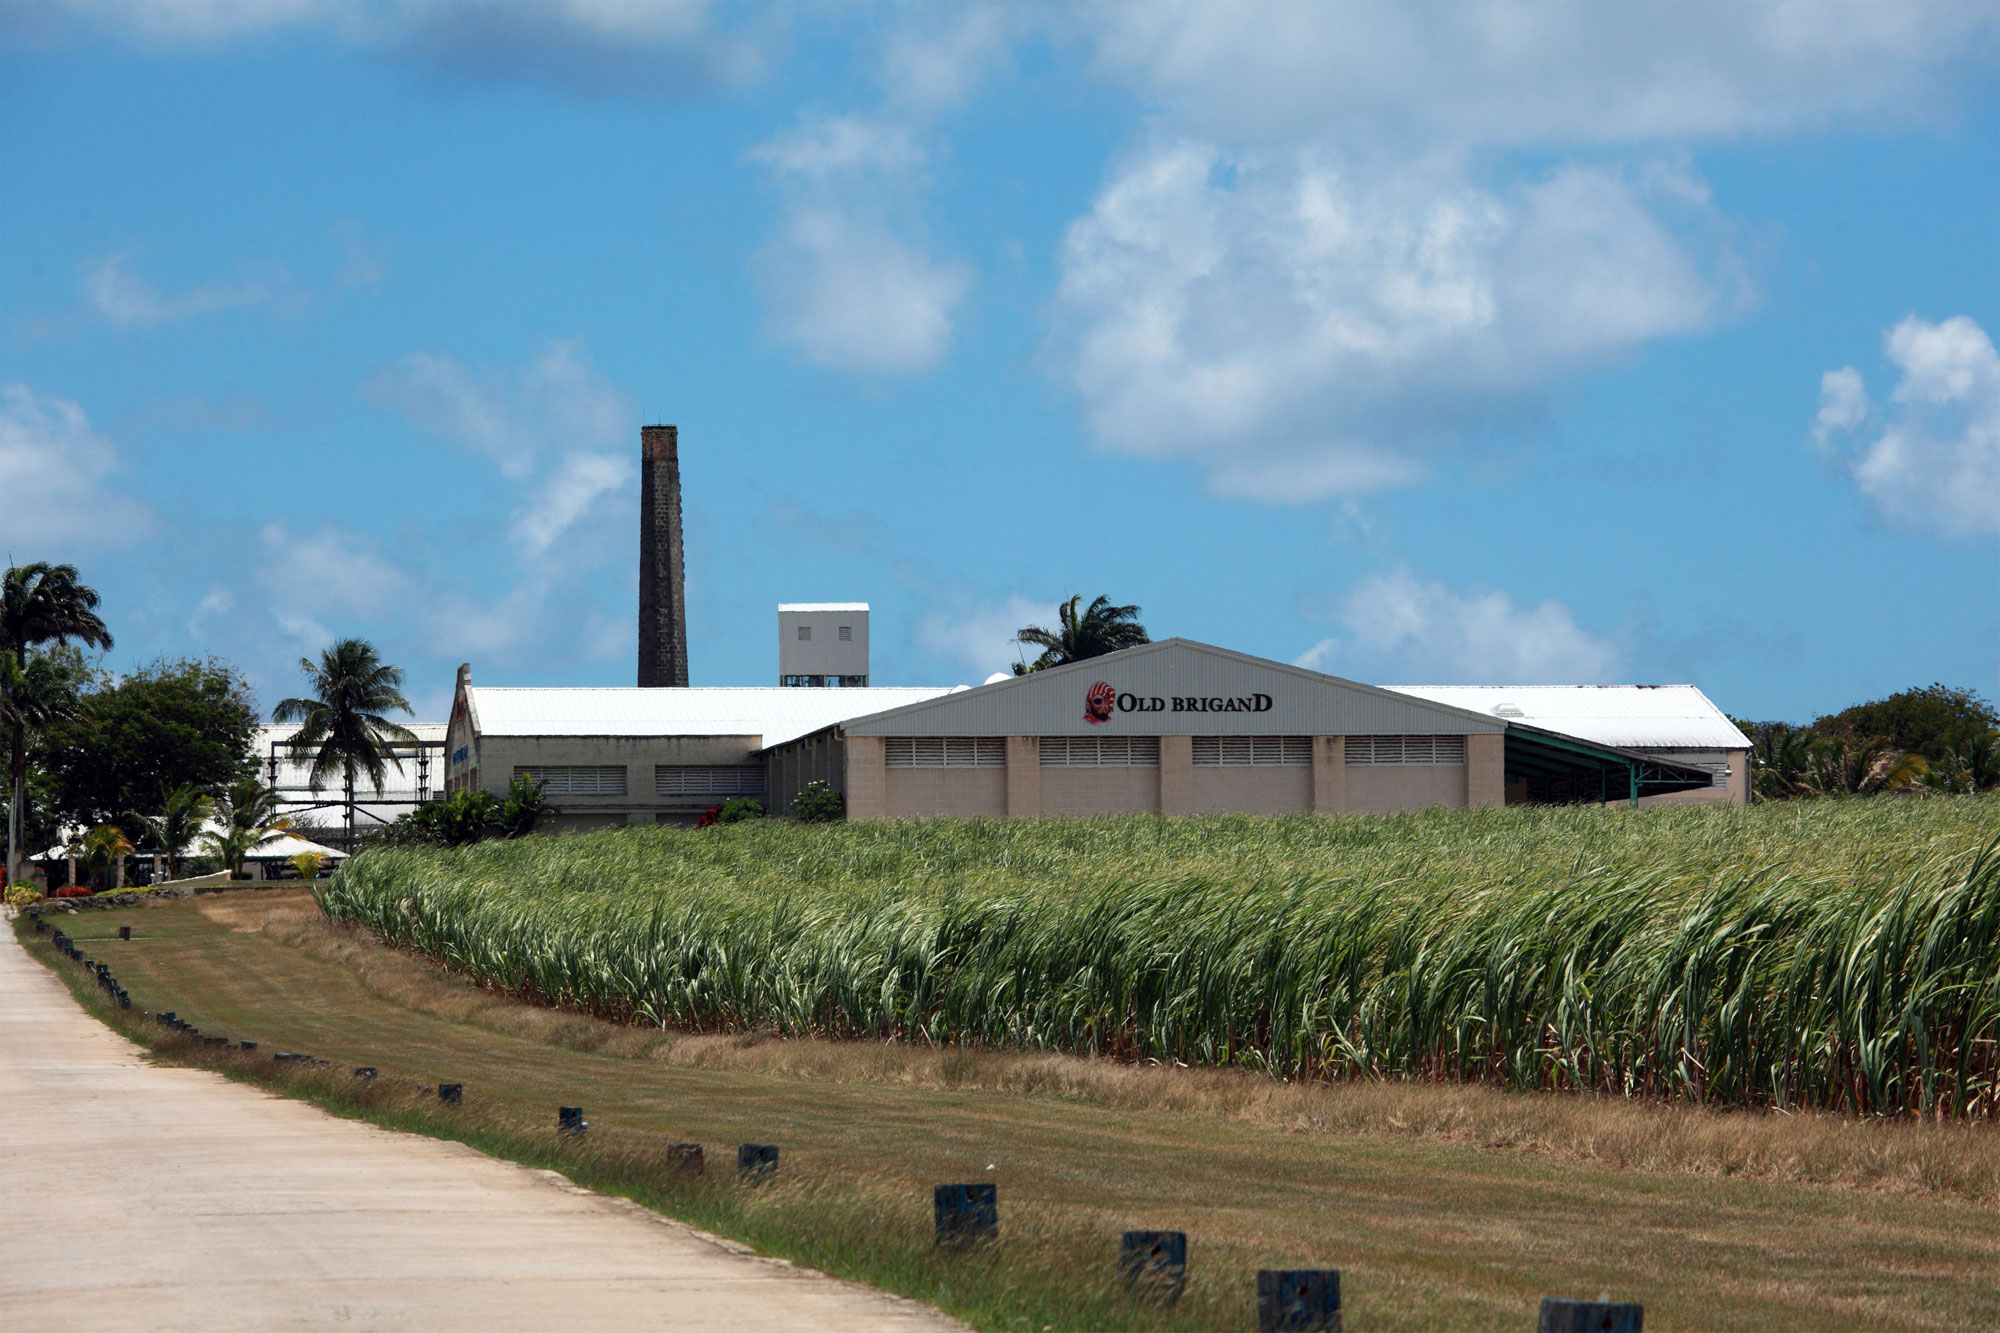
1084 681 1116 724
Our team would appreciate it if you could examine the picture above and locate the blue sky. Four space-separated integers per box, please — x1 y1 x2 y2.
2 1 1996 724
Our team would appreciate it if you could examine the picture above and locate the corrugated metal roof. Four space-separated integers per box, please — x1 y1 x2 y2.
1384 685 1750 751
467 687 960 748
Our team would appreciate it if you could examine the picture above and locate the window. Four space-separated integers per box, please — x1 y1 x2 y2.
1193 736 1312 767
839 674 868 687
656 765 765 796
797 625 812 641
884 737 1006 768
838 625 852 641
517 765 627 795
782 674 827 687
1040 736 1161 767
1343 735 1466 766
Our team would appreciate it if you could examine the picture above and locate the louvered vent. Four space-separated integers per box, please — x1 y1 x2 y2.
883 737 1006 768
656 765 765 796
517 765 628 795
1191 736 1312 767
1039 736 1162 767
1343 735 1466 766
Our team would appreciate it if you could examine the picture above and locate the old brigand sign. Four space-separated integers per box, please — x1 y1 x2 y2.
1084 682 1275 721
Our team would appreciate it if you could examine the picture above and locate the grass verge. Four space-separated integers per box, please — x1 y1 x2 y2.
17 894 2000 1332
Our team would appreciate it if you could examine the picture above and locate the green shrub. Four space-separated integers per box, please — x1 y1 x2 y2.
791 780 844 823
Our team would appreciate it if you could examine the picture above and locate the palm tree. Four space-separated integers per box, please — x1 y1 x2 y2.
2 649 85 888
208 776 291 878
272 639 417 848
127 782 217 882
73 823 132 894
3 563 112 888
1014 595 1151 673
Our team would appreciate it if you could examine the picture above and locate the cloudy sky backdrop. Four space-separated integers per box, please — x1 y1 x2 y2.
3 0 1996 721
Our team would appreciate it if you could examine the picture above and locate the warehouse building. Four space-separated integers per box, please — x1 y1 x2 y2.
443 663 959 829
1383 685 1751 805
437 427 1734 826
761 640 1720 819
442 640 1723 826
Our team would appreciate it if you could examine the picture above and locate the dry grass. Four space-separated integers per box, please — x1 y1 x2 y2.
26 890 2000 1333
243 895 2000 1204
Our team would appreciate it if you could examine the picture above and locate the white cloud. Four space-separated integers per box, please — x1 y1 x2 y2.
510 451 631 559
1300 568 1622 683
367 340 629 479
758 208 969 375
333 220 388 287
81 252 289 329
1085 1 2000 149
259 522 415 622
749 115 925 179
35 0 763 98
186 586 235 639
0 383 152 550
1055 145 1720 500
919 594 1057 676
1813 366 1869 446
880 5 1017 112
1814 315 2000 538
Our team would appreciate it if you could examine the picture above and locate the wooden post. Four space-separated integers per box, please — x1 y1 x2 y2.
1539 1298 1642 1332
1118 1230 1186 1305
933 1184 997 1245
737 1143 778 1180
1257 1269 1340 1332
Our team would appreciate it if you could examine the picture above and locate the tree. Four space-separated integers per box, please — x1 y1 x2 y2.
2 649 85 885
1813 684 1998 765
126 782 217 882
73 823 132 894
1805 733 1929 796
272 638 418 847
3 562 113 888
1013 594 1151 672
39 657 259 829
206 777 290 878
1921 730 2000 794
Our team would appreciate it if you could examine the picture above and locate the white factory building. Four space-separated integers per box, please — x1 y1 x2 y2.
441 618 1743 827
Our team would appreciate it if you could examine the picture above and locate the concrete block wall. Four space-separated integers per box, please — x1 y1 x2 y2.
1158 736 1194 816
1312 735 1346 813
1191 764 1313 815
1466 732 1504 808
846 735 887 820
1005 737 1040 816
884 768 1007 819
841 731 1490 820
1345 763 1469 813
1039 765 1162 817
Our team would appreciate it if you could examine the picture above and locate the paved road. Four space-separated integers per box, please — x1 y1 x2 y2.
0 921 959 1331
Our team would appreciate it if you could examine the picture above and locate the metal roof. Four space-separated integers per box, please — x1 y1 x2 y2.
1384 685 1750 751
824 639 1510 739
466 687 960 748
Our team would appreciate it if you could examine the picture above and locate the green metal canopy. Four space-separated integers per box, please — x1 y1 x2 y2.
1502 724 1715 807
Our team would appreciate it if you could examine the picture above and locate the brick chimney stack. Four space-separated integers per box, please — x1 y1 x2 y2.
638 424 688 687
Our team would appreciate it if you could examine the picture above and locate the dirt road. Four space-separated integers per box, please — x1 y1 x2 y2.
0 922 958 1331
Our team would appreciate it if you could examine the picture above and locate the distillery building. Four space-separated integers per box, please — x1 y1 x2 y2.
438 424 1736 826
